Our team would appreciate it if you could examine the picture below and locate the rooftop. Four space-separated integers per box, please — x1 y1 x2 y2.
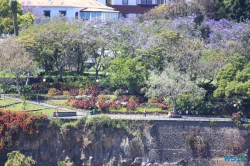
20 0 114 10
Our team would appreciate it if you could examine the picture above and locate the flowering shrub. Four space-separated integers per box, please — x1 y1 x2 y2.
227 136 246 155
158 103 169 110
125 100 139 110
0 110 48 151
185 129 207 157
98 101 110 111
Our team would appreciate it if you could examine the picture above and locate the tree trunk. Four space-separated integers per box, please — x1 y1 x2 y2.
12 11 18 36
173 99 177 115
25 72 30 85
59 66 63 80
95 69 99 82
16 75 21 95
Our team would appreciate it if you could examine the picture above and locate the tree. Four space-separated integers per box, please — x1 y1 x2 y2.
215 0 250 22
0 0 22 34
5 151 36 166
107 55 145 94
0 36 33 95
146 66 206 115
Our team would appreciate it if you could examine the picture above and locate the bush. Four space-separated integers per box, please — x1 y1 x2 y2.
48 88 57 96
125 100 139 110
63 91 70 96
148 98 157 103
110 101 121 110
135 96 145 104
158 103 169 110
157 96 164 103
74 97 97 110
67 99 77 107
115 89 124 97
78 88 86 95
231 113 241 121
98 101 110 111
129 96 136 101
57 161 75 166
69 89 78 96
120 95 130 102
97 95 107 102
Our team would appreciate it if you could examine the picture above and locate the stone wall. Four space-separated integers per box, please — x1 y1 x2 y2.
0 120 249 166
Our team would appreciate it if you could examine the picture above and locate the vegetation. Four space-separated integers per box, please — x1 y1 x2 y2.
5 151 36 166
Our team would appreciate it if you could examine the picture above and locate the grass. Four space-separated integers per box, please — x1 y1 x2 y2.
108 107 168 114
0 98 18 105
44 100 68 106
3 102 66 117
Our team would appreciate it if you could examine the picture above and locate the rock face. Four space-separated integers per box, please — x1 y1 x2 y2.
0 120 249 166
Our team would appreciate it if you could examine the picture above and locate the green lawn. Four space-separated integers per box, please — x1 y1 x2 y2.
0 98 18 105
108 107 167 114
5 102 48 111
35 108 66 117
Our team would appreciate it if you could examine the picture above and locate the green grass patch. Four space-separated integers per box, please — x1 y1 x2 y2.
5 103 47 111
0 98 17 105
108 107 167 114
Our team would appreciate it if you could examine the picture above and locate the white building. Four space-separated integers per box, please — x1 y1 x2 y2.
20 0 119 20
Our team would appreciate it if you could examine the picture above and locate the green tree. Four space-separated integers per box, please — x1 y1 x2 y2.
215 0 250 22
146 66 206 115
18 12 35 30
213 54 250 98
5 151 36 166
107 55 145 94
0 0 22 34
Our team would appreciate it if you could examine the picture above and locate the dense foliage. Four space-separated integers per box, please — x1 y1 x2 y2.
0 110 48 151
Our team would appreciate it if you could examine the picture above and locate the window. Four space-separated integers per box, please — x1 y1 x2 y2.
44 10 51 17
122 0 128 5
147 0 152 4
75 12 78 19
59 11 66 16
141 0 146 4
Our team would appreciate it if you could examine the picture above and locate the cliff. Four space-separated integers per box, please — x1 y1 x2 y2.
0 117 249 166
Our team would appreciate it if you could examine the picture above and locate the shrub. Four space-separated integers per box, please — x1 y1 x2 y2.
135 96 145 104
110 101 122 110
98 101 110 111
231 113 241 121
185 129 207 157
115 89 124 97
158 103 169 110
148 98 157 103
48 88 57 96
74 97 97 110
227 136 246 155
157 96 164 103
129 96 136 101
125 100 139 110
120 95 130 102
97 95 107 102
86 86 99 96
57 160 75 166
67 99 77 107
78 88 86 95
63 91 70 96
69 89 78 96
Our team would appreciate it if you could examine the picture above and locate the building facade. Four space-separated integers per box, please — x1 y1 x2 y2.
107 0 175 17
20 0 119 20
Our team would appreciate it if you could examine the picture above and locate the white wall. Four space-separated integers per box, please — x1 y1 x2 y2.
112 0 157 5
40 7 82 18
